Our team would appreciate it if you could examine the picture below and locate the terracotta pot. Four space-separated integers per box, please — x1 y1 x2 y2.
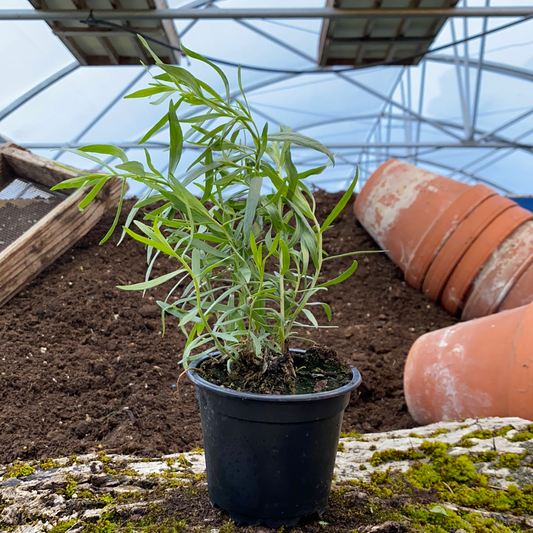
354 159 468 275
422 195 516 302
499 259 533 311
404 303 533 424
405 184 496 289
441 205 533 315
462 221 533 320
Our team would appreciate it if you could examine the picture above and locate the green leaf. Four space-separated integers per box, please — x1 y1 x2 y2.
78 177 108 211
138 112 169 145
320 260 358 288
181 43 230 101
51 174 105 190
279 239 290 275
117 268 186 291
243 176 262 243
125 85 174 99
302 308 319 328
268 132 334 165
115 161 145 176
320 170 358 233
79 144 128 164
168 99 183 176
100 178 127 245
429 506 448 516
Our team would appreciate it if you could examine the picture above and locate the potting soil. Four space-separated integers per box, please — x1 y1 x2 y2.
0 191 458 464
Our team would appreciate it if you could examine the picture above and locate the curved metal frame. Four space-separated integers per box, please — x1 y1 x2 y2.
1 0 532 194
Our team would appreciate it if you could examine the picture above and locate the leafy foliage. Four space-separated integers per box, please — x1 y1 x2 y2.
53 39 360 370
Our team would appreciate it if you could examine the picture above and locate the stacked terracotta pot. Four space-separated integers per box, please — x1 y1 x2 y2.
354 159 533 320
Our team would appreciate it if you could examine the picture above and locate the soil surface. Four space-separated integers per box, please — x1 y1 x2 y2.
0 191 458 464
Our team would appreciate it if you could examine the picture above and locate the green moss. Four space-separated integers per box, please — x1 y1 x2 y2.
369 445 377 451
359 464 367 471
340 431 362 438
428 428 450 438
2 462 34 479
219 521 236 533
369 448 424 467
472 451 499 463
508 425 533 442
49 519 78 533
338 442 346 453
497 453 522 469
409 433 424 438
403 504 515 533
419 440 451 459
38 459 62 470
177 454 192 468
406 463 442 489
77 488 97 500
457 438 477 448
63 476 77 499
97 452 112 464
99 494 115 505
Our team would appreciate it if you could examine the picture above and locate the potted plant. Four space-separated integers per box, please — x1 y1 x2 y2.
54 39 362 527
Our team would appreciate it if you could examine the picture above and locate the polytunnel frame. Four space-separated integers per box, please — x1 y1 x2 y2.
1 0 533 195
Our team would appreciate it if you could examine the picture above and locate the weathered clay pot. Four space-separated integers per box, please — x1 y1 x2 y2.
499 260 533 311
421 195 515 302
404 302 533 424
441 205 533 315
462 221 533 320
405 184 496 289
354 159 468 279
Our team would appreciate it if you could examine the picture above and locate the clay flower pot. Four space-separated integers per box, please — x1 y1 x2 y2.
404 302 533 424
440 205 533 315
354 159 469 280
462 220 533 320
421 195 516 302
499 260 533 311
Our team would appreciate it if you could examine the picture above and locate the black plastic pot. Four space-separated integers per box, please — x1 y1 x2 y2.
187 351 362 527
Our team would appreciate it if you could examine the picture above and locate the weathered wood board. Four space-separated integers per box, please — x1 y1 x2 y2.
0 142 124 307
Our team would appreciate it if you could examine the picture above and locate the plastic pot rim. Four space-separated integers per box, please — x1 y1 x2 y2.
187 350 362 403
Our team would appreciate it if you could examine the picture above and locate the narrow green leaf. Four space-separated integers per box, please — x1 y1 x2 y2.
79 144 128 163
320 260 358 287
124 85 174 99
115 161 145 176
117 268 185 291
243 176 262 243
268 132 334 165
138 113 169 145
181 43 230 101
100 178 127 245
302 308 319 328
168 99 183 176
320 170 358 233
279 239 290 274
78 178 108 210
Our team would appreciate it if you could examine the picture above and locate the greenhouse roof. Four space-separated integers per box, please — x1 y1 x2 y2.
1 0 533 197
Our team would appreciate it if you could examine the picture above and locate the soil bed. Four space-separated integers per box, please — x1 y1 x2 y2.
0 191 458 464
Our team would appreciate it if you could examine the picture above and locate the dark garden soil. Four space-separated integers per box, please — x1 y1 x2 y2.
0 191 458 465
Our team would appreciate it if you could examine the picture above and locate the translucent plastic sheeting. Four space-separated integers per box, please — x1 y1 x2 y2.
0 0 532 196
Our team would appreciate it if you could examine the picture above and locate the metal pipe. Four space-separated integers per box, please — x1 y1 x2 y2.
1 8 532 21
15 142 532 150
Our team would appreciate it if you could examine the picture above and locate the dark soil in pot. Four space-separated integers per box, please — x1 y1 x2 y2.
0 191 458 464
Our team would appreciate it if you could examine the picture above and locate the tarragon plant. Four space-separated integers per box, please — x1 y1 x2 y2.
53 39 359 373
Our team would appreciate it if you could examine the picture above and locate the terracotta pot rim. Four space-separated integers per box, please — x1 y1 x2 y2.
462 222 533 320
442 206 533 315
405 184 496 289
422 195 515 302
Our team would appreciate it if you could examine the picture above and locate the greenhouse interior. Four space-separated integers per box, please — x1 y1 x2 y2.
1 1 533 532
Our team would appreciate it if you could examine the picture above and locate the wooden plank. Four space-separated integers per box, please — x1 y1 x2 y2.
0 142 78 189
0 144 15 189
0 177 124 307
